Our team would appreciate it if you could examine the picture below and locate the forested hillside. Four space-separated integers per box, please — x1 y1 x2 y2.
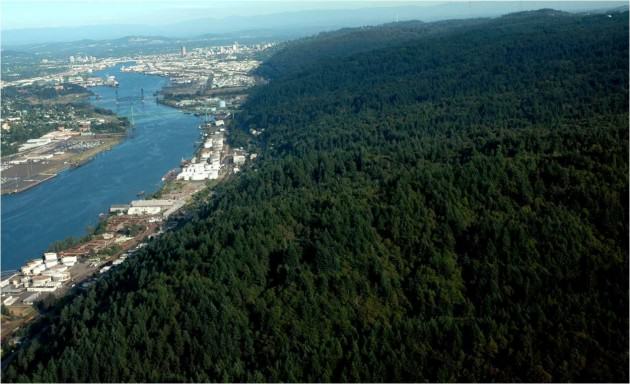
255 17 485 79
4 10 628 382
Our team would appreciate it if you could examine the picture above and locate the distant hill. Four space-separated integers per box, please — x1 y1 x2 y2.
3 9 628 383
2 1 626 46
2 33 283 59
255 18 489 79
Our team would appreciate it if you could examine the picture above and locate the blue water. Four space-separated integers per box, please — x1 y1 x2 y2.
1 64 201 271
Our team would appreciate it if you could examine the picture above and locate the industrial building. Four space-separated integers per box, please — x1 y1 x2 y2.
4 250 78 300
127 199 175 215
110 204 130 214
177 162 219 181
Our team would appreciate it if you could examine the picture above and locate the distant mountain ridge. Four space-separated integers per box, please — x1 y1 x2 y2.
2 1 626 46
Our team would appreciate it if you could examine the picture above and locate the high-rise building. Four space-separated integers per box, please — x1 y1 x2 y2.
181 46 187 57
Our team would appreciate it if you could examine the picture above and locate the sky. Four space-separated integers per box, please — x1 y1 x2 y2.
8 0 619 30
1 1 447 30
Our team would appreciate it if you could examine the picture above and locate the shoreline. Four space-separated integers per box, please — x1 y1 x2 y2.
1 61 254 350
0 122 224 345
1 174 58 195
1 135 125 196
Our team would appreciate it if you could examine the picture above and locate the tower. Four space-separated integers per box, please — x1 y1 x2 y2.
181 45 187 57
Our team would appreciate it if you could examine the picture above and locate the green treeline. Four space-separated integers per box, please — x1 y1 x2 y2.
3 10 628 382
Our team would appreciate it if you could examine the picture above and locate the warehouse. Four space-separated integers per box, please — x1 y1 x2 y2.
127 199 175 215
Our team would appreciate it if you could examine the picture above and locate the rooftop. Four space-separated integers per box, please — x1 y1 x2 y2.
130 200 175 207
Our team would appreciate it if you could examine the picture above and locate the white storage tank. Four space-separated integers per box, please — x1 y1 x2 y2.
61 256 78 266
31 275 52 287
29 258 44 266
3 296 17 306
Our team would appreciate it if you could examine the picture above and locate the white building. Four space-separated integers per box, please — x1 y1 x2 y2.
31 275 52 287
3 296 17 306
200 150 212 159
51 273 70 282
31 264 46 275
110 204 130 214
61 256 78 266
27 283 61 292
233 154 246 165
128 206 161 215
0 273 17 288
177 162 219 181
42 265 68 276
127 200 175 215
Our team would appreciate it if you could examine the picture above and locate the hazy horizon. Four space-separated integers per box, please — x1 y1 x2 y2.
3 1 442 30
2 1 626 46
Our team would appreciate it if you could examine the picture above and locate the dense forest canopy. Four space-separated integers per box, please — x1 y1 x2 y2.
254 17 487 79
3 9 628 382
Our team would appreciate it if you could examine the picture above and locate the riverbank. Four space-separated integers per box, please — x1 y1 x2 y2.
0 61 261 348
1 134 124 195
0 136 222 346
1 64 201 273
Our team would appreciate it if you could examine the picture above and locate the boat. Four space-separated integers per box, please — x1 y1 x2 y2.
137 191 145 197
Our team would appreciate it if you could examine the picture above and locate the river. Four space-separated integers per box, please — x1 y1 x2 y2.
1 64 201 272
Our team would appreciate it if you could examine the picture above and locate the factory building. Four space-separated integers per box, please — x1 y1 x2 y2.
127 200 175 215
177 162 219 181
110 204 130 214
